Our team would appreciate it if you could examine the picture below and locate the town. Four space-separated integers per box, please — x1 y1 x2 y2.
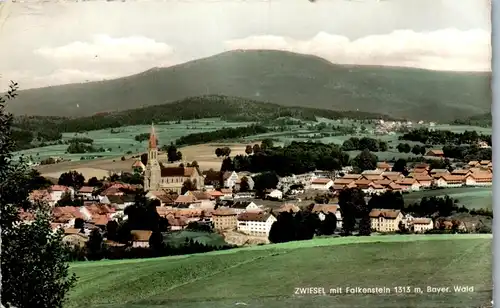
20 124 493 261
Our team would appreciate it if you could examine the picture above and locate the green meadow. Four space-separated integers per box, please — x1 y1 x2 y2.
14 116 490 163
404 187 493 210
67 234 492 308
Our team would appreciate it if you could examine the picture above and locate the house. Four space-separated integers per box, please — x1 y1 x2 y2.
468 161 480 168
207 190 225 199
412 163 430 174
333 178 355 187
435 175 464 188
395 178 421 192
102 194 135 210
51 206 85 224
361 174 384 181
342 174 362 181
376 162 392 171
203 170 222 187
131 160 146 172
220 188 233 199
130 230 152 248
212 208 238 231
311 204 342 229
479 160 491 166
354 179 382 194
425 149 445 157
234 192 256 199
266 189 283 200
465 172 493 186
451 169 472 177
277 203 301 213
174 194 199 208
369 209 404 232
146 190 177 206
310 178 334 190
413 174 433 188
381 171 404 181
29 189 54 206
222 171 239 188
49 185 74 204
387 182 404 192
167 216 189 231
409 218 434 233
185 191 215 209
237 212 277 237
230 201 261 214
78 186 96 200
430 169 449 175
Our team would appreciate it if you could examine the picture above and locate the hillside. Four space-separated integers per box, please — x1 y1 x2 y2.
11 95 394 150
8 50 491 122
66 234 492 308
453 112 492 127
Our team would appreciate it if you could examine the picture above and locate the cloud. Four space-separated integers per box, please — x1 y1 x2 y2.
224 29 491 71
34 34 174 63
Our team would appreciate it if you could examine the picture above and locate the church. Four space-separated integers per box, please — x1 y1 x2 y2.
143 124 204 194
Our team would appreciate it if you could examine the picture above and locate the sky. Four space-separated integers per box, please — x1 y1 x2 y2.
0 0 491 90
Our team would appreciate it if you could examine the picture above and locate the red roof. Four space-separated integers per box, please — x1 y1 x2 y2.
50 185 69 192
79 186 95 193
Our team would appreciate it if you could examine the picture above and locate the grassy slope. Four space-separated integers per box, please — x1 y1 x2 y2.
67 234 492 308
9 50 491 122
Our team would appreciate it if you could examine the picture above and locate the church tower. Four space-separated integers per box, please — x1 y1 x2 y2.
144 123 161 191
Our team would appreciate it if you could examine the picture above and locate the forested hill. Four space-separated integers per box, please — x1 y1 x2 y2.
6 50 491 122
11 95 394 150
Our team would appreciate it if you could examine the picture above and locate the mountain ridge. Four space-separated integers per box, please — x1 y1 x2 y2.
7 50 491 121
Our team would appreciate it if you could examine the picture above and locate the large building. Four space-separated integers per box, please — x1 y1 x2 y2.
143 124 204 193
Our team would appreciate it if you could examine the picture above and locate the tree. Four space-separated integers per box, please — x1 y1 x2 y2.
319 213 337 235
220 157 233 172
222 147 231 157
87 176 101 187
252 144 261 153
338 188 365 236
239 176 250 192
1 81 77 308
352 149 378 171
245 145 253 155
358 215 371 236
253 171 279 193
141 153 148 165
166 143 181 162
74 218 85 230
58 170 85 189
392 158 407 173
181 179 197 194
215 147 223 157
378 141 388 152
261 139 274 150
86 229 104 260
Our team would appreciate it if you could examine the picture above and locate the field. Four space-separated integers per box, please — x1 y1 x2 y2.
67 234 492 308
404 187 493 210
163 231 229 247
20 118 492 180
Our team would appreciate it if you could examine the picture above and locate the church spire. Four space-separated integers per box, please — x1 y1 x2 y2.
149 122 157 149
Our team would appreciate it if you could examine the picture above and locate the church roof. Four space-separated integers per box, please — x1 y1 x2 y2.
149 123 157 148
160 166 198 177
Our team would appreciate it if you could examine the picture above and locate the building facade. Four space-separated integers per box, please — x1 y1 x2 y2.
143 124 204 193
